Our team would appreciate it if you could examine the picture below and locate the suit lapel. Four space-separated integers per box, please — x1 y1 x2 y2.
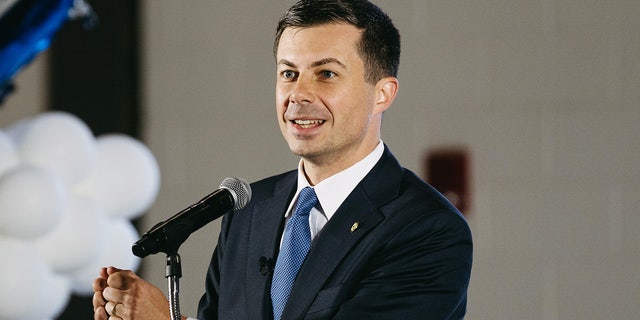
245 174 297 319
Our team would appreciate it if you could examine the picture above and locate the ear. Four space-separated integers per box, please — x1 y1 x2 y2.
373 77 399 114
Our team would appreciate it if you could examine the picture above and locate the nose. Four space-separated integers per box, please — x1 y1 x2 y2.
289 76 315 105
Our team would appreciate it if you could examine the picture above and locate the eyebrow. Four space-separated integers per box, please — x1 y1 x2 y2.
278 58 348 70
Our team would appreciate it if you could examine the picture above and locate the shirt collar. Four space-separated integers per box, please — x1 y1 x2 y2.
287 140 385 220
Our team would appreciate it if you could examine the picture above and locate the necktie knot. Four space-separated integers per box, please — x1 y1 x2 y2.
293 187 318 217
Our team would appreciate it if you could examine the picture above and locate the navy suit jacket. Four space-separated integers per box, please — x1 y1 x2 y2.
197 146 472 319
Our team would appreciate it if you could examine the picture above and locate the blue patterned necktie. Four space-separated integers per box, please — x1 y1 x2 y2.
271 187 318 320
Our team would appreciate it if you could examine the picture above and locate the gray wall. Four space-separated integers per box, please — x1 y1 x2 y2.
2 0 638 318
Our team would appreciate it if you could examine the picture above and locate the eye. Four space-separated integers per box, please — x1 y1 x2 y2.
319 70 336 79
281 70 297 80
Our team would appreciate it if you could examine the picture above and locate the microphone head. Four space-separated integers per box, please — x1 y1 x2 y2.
220 177 251 210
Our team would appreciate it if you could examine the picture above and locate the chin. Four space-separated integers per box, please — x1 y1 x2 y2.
285 135 327 157
287 143 315 158
288 146 307 157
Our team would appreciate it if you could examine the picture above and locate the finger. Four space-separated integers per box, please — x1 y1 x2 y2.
113 302 126 319
93 277 107 292
106 266 124 275
105 301 117 316
106 269 138 290
105 301 127 320
92 291 106 310
94 305 108 320
106 270 127 289
99 267 109 279
101 286 125 304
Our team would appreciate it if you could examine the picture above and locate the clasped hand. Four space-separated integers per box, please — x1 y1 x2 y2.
92 266 176 320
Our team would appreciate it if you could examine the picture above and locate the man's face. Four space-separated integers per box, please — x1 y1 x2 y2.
275 23 385 170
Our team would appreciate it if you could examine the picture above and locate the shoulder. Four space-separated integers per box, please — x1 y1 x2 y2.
401 168 462 213
378 168 472 264
396 168 469 231
366 153 471 243
369 147 464 218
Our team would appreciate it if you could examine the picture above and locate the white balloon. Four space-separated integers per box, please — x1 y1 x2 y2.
34 195 108 272
0 238 67 320
0 113 162 316
17 112 96 185
74 134 160 219
0 131 19 176
70 218 141 295
26 272 72 320
0 165 68 239
46 274 72 319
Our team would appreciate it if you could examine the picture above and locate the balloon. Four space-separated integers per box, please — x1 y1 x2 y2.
0 165 67 239
73 134 160 219
26 271 71 320
0 238 68 320
0 111 162 315
34 195 108 272
0 130 19 176
70 218 141 295
17 111 96 185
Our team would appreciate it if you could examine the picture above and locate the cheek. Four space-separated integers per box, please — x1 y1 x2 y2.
333 103 374 136
275 96 286 117
276 106 287 126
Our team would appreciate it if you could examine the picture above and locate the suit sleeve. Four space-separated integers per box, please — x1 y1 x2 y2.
333 210 473 320
196 215 230 320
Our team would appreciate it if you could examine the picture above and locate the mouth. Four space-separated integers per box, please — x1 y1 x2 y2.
292 119 325 129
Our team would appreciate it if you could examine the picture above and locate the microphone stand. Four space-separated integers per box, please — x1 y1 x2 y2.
161 223 190 320
133 210 199 320
148 223 191 320
166 253 182 320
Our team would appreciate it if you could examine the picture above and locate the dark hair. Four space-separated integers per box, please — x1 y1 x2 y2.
274 0 400 84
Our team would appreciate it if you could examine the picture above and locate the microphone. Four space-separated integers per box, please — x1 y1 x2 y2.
132 177 252 257
258 256 275 276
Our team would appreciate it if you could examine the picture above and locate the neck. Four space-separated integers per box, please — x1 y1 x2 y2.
301 140 380 186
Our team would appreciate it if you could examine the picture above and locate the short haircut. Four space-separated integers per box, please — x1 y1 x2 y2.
274 0 401 84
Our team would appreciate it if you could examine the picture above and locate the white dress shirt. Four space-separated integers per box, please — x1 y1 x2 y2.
285 140 385 241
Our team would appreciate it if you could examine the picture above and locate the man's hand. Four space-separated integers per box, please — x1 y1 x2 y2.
92 266 174 320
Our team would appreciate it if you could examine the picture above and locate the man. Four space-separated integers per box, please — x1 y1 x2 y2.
93 1 472 319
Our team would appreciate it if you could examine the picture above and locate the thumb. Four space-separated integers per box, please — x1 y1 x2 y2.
106 266 125 275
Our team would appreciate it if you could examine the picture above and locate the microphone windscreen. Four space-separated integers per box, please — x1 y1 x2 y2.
220 177 251 210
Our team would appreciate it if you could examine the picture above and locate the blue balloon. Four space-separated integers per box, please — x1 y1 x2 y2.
0 0 75 104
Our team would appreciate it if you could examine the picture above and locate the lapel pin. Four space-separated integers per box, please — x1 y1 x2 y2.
350 222 360 233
